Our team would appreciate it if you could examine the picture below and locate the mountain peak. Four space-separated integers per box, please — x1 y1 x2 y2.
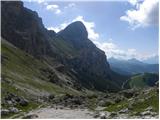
58 21 88 39
128 58 142 63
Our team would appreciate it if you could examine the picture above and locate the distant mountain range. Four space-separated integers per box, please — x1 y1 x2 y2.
108 57 159 75
143 55 159 64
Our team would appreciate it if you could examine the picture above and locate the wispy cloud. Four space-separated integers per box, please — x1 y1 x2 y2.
94 40 158 60
47 23 68 32
46 4 61 14
120 0 159 29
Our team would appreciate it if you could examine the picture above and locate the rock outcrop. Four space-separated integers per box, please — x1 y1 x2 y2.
1 1 53 57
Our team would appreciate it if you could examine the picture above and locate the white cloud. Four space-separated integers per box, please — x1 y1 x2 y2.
128 0 139 6
94 40 157 60
121 0 159 29
47 23 68 33
47 16 99 41
46 4 61 14
29 0 48 5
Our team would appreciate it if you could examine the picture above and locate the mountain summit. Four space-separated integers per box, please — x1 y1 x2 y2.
58 21 88 39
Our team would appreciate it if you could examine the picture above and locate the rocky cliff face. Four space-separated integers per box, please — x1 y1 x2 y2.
1 1 126 91
58 21 111 76
1 1 53 57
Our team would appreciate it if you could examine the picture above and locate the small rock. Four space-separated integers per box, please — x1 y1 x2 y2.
120 89 134 98
5 93 15 101
93 113 99 118
151 112 158 116
65 93 74 99
140 111 151 116
103 94 109 98
1 109 10 116
48 94 55 100
109 112 117 117
137 99 145 103
6 100 13 105
114 97 122 103
145 106 153 111
22 114 38 119
99 99 114 107
59 106 64 109
99 112 106 119
119 108 129 113
9 107 19 113
14 96 21 102
19 98 28 106
72 98 82 105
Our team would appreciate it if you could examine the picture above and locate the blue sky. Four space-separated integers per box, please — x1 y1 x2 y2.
23 0 159 60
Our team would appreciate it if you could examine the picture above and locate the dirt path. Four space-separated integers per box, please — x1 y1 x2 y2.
25 106 95 119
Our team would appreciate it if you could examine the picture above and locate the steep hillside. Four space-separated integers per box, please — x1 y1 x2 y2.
123 73 159 89
1 38 83 118
108 57 159 75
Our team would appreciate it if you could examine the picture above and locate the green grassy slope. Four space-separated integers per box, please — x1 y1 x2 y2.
1 39 79 96
128 73 158 88
1 38 81 118
104 88 159 115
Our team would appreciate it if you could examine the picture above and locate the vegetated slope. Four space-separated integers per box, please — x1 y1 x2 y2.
1 38 80 96
103 87 159 118
1 1 127 92
108 57 159 75
123 73 159 89
1 38 84 118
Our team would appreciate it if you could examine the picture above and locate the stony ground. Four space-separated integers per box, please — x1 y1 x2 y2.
23 106 94 119
1 87 159 119
21 105 159 119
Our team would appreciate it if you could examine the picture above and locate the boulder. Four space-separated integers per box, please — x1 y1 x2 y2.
1 109 10 116
14 96 21 102
120 90 134 98
48 94 55 100
6 100 13 105
93 112 99 118
140 111 151 116
19 98 28 106
64 93 74 99
98 99 115 107
119 108 129 114
124 92 134 98
109 112 117 117
114 96 123 103
22 114 38 119
72 98 82 105
55 64 66 72
145 106 153 111
9 107 19 113
99 112 106 119
4 93 16 101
